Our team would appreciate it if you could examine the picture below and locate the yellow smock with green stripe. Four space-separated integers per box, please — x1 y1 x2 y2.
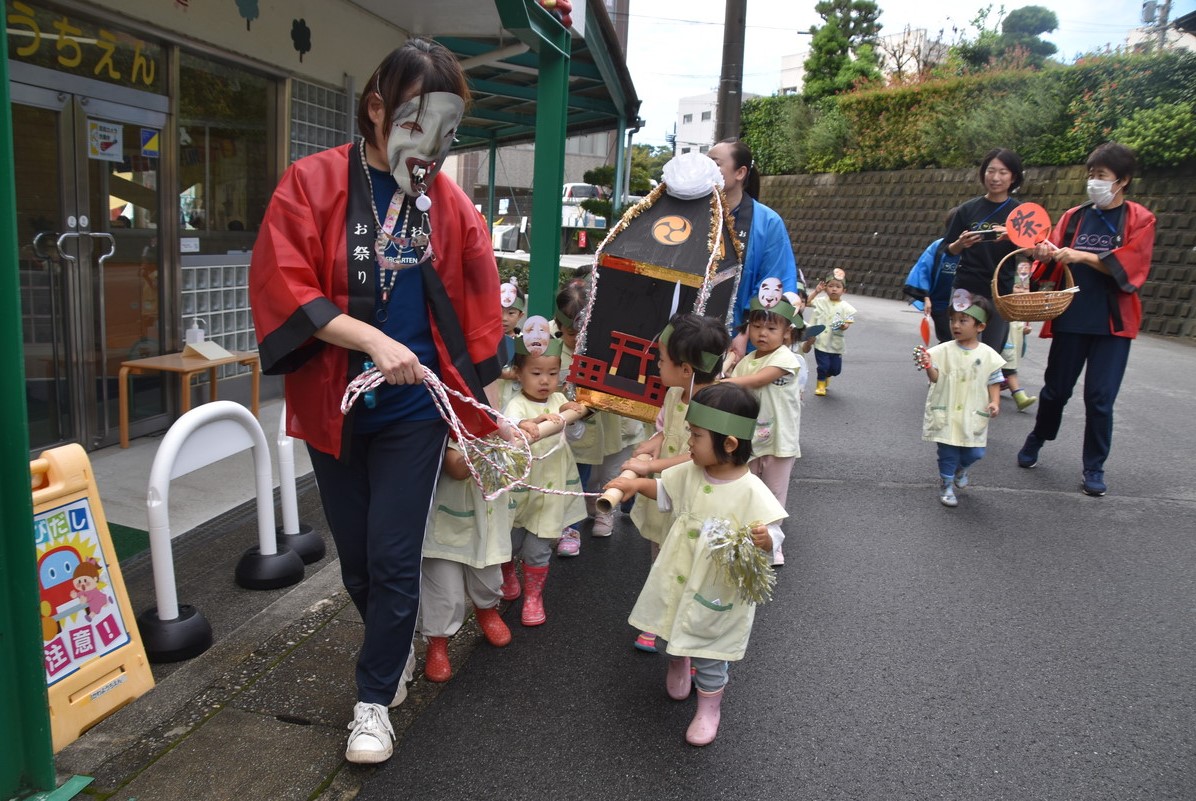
628 462 786 661
504 391 587 538
423 441 516 568
629 387 690 545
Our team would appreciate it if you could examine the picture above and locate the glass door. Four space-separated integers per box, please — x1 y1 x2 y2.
12 82 167 452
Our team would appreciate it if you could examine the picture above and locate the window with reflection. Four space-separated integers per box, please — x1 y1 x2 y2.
178 52 274 253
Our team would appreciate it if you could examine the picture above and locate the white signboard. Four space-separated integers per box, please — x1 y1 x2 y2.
87 119 123 162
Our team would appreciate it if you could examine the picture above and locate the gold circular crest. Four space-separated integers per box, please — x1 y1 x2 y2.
651 215 692 246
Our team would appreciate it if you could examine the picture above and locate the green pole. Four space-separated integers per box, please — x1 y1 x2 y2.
494 0 571 319
524 34 569 317
0 33 59 799
611 117 627 209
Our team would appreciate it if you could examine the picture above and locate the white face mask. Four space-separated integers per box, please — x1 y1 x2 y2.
1086 178 1120 209
385 92 464 198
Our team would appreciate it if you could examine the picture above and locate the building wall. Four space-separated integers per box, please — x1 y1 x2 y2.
676 92 717 153
464 138 613 204
83 0 407 88
761 166 1196 340
780 52 805 95
675 91 760 152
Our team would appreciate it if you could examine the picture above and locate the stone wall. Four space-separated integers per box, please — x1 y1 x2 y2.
760 165 1196 341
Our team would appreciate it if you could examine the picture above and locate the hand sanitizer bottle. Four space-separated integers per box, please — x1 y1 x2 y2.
186 317 206 345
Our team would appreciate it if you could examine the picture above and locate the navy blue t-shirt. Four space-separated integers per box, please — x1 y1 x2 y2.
1051 205 1124 336
354 166 441 431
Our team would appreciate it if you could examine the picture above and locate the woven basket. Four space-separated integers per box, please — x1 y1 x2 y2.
991 247 1075 322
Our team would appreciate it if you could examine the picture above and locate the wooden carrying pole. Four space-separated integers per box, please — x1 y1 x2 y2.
532 407 588 439
595 454 652 514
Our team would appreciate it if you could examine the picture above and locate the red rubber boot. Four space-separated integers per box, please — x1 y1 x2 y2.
475 606 512 647
499 561 521 601
424 636 451 683
520 564 549 626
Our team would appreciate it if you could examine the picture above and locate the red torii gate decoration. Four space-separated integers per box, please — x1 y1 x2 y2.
609 331 655 383
570 328 666 409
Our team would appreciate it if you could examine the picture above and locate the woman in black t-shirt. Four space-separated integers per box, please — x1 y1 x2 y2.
941 148 1026 386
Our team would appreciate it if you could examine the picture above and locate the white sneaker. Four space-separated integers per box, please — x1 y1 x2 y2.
345 701 394 764
389 647 417 708
591 511 614 537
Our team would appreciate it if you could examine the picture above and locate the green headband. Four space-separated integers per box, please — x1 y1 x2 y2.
659 324 722 374
749 297 802 327
686 400 755 440
960 305 988 324
514 333 564 358
506 296 526 313
554 308 576 332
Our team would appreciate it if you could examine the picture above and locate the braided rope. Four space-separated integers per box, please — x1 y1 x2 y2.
341 367 602 502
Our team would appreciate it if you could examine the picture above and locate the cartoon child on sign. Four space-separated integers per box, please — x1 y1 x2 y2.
70 558 110 621
522 315 552 357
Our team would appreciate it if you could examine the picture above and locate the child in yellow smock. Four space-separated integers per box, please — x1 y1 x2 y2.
606 383 786 747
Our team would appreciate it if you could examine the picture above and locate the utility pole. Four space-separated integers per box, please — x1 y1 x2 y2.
1156 0 1172 49
714 0 747 143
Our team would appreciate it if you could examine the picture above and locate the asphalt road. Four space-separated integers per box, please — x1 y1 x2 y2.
359 295 1196 801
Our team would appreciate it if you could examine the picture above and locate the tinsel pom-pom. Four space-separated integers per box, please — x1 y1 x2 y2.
471 434 531 496
702 518 776 605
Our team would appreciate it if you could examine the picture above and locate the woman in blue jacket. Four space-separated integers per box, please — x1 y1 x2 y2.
708 139 800 358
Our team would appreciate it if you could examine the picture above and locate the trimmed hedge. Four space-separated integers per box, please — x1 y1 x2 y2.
743 51 1196 174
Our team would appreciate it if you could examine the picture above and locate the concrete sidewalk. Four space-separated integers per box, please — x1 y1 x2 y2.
51 399 468 800
53 476 495 801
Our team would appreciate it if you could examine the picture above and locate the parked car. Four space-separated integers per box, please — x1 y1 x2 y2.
562 183 606 205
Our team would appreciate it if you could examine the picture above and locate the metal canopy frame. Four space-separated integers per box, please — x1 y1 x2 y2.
438 3 638 151
360 0 641 316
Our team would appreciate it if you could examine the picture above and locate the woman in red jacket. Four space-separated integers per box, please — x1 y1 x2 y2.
1017 143 1156 497
250 39 502 764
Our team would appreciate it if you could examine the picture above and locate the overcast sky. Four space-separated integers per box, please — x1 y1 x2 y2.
623 0 1195 148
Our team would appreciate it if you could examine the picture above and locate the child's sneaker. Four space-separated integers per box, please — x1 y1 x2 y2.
939 478 958 507
557 527 581 557
634 631 658 652
591 511 614 537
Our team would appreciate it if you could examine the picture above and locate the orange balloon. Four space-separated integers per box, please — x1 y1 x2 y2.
1005 203 1052 248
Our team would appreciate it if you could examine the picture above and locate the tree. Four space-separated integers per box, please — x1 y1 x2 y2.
952 4 1058 72
624 144 672 193
802 0 883 101
1001 5 1058 64
583 144 672 196
877 25 947 83
952 5 1005 72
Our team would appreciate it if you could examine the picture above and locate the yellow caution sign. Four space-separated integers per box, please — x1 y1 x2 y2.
31 444 154 752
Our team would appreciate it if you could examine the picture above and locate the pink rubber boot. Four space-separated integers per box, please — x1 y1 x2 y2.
520 564 549 626
666 656 692 700
685 687 724 746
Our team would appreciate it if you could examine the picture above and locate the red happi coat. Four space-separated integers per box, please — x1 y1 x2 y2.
1032 200 1156 339
250 144 502 458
